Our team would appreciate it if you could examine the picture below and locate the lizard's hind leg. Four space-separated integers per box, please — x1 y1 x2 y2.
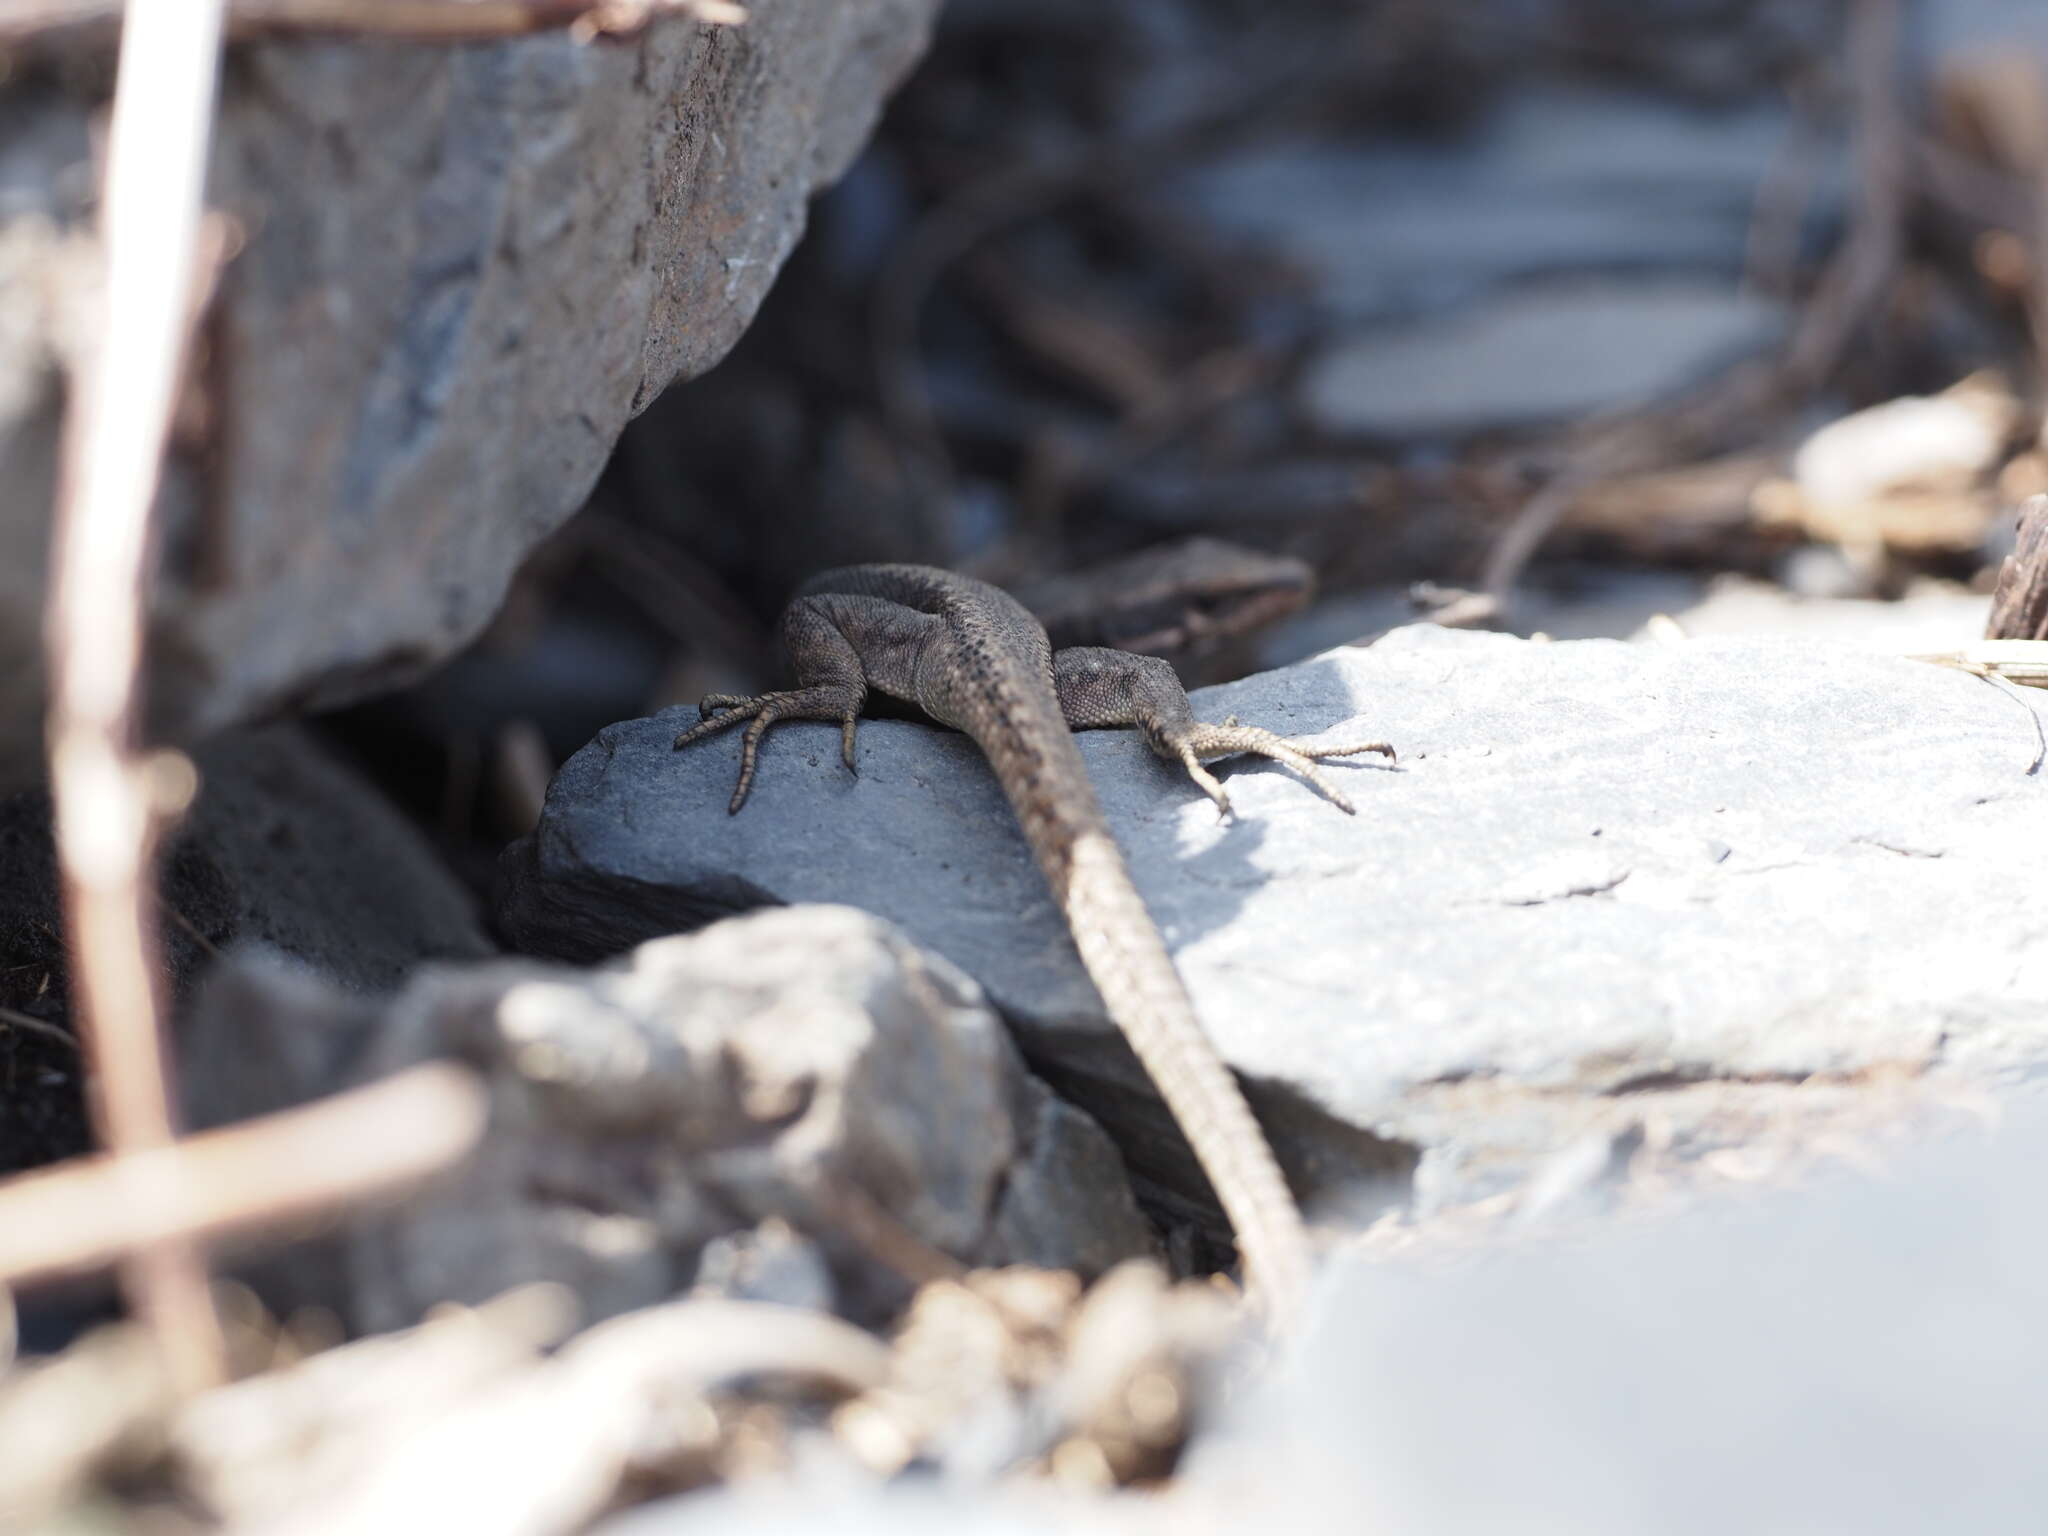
673 597 873 813
1052 646 1394 818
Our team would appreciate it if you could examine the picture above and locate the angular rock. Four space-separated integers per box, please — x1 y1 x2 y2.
500 626 2048 1228
179 726 494 987
0 4 937 784
183 906 1154 1333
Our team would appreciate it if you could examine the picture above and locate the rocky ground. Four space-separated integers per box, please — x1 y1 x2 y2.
11 0 2048 1531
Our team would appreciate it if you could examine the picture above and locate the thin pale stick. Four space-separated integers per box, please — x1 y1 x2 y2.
44 0 230 1390
0 1063 488 1289
1 0 745 45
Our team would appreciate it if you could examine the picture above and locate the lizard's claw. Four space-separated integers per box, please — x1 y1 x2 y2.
1160 721 1394 819
673 686 864 813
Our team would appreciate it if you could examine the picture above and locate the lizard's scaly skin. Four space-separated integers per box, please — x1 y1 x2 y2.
674 564 1392 1314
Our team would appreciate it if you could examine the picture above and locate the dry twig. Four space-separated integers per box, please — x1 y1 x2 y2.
0 1003 79 1052
870 31 1382 526
1437 0 1910 629
44 0 233 1394
0 0 744 46
1781 0 1908 391
0 1063 489 1290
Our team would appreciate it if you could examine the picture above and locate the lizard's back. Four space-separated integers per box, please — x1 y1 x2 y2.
713 561 1321 1308
798 564 1111 891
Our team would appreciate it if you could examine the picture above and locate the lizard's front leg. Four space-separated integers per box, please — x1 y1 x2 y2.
1052 646 1394 818
673 594 933 813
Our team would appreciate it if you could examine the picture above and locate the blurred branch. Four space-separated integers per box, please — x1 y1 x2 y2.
1781 0 1908 391
0 0 744 46
44 0 232 1393
0 1063 489 1290
871 31 1398 533
1440 0 1909 629
0 1003 79 1051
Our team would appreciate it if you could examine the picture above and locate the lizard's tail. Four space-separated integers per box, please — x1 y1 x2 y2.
1060 828 1313 1316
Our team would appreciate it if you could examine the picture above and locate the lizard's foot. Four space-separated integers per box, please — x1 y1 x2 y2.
674 687 863 813
1158 720 1394 818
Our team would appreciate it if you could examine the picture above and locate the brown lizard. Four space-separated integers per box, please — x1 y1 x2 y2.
671 564 1391 1313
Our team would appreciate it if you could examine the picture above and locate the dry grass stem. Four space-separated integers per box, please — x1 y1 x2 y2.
43 0 233 1394
0 1063 489 1290
0 0 745 46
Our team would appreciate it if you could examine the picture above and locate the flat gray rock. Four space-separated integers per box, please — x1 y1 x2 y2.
500 626 2048 1222
1187 1115 2048 1535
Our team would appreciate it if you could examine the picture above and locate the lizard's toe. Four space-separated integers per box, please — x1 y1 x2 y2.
697 693 755 722
1175 743 1235 821
1162 720 1390 814
674 699 764 751
674 685 868 813
1301 738 1396 765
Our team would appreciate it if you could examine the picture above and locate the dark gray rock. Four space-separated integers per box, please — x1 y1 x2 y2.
179 726 494 989
499 626 2048 1227
1 723 487 1174
183 906 1155 1333
0 4 936 783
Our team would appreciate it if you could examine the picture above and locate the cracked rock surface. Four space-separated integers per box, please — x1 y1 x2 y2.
185 906 1154 1333
499 625 2048 1226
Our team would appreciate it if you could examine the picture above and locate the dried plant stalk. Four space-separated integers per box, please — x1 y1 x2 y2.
43 0 231 1391
0 1064 489 1289
0 0 745 46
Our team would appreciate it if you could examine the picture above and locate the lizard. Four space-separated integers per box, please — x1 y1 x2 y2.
671 564 1391 1314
